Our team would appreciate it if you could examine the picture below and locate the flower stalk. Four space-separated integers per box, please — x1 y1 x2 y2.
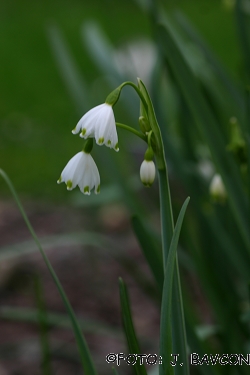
136 79 189 374
57 78 189 373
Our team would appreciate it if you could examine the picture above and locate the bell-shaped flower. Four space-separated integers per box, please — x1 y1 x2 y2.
140 144 155 187
140 160 156 187
57 151 100 195
72 103 119 152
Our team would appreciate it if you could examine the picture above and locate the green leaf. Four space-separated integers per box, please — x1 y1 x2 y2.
159 197 190 375
174 11 244 114
119 278 148 375
156 22 250 250
131 215 163 291
235 0 250 83
0 169 97 375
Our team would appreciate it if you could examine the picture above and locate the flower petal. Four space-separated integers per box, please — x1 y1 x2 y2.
140 160 155 187
78 153 100 195
60 152 85 189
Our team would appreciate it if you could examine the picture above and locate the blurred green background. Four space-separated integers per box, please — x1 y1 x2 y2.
1 1 250 374
0 0 241 200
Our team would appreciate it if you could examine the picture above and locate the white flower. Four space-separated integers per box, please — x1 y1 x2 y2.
72 103 119 151
209 173 226 201
57 151 100 195
140 160 155 187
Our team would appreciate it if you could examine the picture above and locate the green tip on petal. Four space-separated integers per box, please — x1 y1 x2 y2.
66 180 73 190
84 186 90 194
57 176 62 184
107 140 111 145
71 127 76 134
115 143 119 151
96 184 100 194
81 128 86 137
98 137 104 145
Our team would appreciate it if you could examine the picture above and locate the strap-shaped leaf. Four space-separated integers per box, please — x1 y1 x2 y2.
159 197 190 375
175 11 244 114
156 23 250 250
119 278 148 375
235 0 250 82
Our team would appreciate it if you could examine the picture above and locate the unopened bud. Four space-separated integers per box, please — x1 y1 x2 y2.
139 116 151 133
209 174 227 203
140 160 156 187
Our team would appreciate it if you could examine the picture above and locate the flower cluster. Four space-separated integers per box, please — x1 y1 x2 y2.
57 103 118 195
58 81 157 195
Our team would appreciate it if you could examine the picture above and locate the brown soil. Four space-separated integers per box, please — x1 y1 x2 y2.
0 199 160 375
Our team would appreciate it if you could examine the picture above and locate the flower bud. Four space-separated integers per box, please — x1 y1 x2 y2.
209 174 227 203
105 86 122 106
140 160 156 187
139 116 151 133
227 117 247 166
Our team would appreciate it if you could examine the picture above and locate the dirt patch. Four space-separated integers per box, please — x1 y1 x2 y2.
0 200 160 374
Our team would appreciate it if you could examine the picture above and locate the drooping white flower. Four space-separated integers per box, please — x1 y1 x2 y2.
140 160 155 187
57 151 100 195
72 103 119 151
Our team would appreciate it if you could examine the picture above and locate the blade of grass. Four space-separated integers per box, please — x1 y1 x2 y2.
0 169 97 375
159 197 190 375
119 277 148 375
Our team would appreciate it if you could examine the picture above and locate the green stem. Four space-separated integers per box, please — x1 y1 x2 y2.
116 122 147 142
158 168 189 375
158 168 174 265
119 81 149 114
